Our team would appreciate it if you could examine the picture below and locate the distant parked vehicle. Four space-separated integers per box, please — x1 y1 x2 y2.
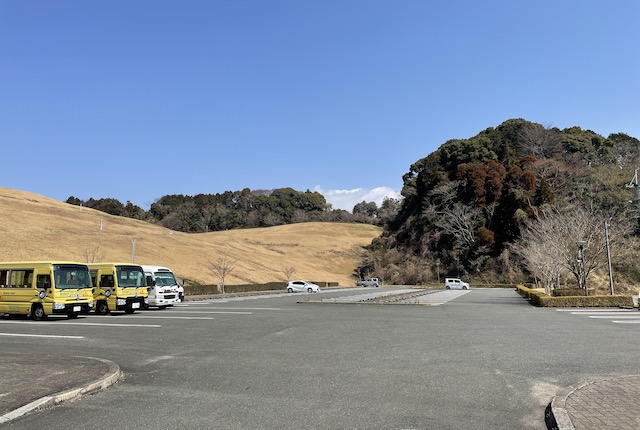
286 280 320 293
359 278 381 287
444 278 470 290
141 265 182 308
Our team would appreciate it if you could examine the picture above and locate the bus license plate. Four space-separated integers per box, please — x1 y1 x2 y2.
73 306 81 312
132 302 140 309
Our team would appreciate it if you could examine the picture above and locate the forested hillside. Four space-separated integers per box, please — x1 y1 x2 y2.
67 187 400 232
360 119 640 292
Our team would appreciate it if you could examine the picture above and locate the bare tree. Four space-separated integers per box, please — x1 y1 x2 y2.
512 205 632 294
518 123 563 159
210 256 236 294
83 243 105 263
435 203 483 247
282 266 296 281
510 228 564 294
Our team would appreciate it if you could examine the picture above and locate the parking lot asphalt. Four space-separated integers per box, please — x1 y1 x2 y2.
2 349 637 429
1 291 639 429
0 353 122 424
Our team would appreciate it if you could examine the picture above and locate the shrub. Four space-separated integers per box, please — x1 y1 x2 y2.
515 284 634 307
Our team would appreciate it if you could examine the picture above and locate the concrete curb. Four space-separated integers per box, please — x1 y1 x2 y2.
545 382 588 430
0 356 123 425
545 375 640 430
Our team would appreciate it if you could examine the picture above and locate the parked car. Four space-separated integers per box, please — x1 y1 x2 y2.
444 278 470 290
286 280 320 293
359 278 381 287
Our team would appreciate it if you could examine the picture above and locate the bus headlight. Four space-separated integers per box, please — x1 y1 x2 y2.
88 301 94 308
53 302 66 310
116 298 126 306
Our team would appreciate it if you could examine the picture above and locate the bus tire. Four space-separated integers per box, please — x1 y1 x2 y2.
96 301 110 315
159 305 167 310
31 304 46 321
124 307 135 314
67 312 79 319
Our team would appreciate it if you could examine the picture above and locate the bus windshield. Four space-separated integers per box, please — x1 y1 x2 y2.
117 266 146 288
54 266 92 290
154 272 177 286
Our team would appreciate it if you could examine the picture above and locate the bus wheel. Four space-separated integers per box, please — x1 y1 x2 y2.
31 305 46 321
96 301 110 315
158 305 167 310
124 307 135 314
67 312 79 319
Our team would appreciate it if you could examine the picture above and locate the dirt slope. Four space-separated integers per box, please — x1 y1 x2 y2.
0 188 381 286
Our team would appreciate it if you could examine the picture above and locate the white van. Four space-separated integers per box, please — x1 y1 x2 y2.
141 265 183 308
444 278 470 290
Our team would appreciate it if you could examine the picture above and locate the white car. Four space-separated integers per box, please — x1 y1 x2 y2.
286 280 320 293
444 278 470 290
360 278 380 287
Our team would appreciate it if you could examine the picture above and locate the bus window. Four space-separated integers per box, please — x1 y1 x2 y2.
36 274 51 289
100 275 114 288
0 270 7 287
10 270 33 288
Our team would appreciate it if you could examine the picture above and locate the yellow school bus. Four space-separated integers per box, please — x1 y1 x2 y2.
0 262 94 320
88 263 148 314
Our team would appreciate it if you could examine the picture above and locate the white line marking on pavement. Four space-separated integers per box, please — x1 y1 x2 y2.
0 333 85 339
571 311 639 316
557 309 636 313
175 302 220 305
172 307 280 311
588 315 640 319
109 316 215 320
0 320 161 328
613 320 640 324
150 310 252 315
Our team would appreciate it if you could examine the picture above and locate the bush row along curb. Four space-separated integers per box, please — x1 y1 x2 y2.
515 285 635 307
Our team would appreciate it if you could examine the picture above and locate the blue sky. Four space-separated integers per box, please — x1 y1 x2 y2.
2 1 639 211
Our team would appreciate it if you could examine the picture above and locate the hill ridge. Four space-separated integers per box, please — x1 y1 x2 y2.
0 187 381 286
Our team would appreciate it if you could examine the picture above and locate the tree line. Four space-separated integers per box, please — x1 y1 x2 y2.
66 187 401 232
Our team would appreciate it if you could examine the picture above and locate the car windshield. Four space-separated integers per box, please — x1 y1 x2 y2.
154 272 177 286
116 266 146 288
54 266 92 290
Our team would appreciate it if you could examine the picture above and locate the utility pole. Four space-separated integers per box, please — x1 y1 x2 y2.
604 222 614 295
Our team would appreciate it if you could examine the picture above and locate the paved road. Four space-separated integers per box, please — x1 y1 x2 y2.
1 287 638 429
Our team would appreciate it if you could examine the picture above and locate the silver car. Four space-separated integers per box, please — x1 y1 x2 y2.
286 280 320 293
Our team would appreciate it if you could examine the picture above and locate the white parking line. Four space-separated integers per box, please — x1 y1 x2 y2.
557 309 636 313
572 311 639 316
171 307 281 311
89 315 215 320
0 320 161 328
588 315 640 319
152 310 252 315
0 333 85 339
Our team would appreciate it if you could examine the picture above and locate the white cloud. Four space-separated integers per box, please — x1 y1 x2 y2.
314 186 402 212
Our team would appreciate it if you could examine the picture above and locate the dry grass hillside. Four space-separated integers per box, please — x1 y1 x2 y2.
0 188 382 286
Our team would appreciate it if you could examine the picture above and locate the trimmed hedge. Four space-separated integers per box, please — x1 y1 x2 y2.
515 284 634 307
185 281 339 296
553 288 595 297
